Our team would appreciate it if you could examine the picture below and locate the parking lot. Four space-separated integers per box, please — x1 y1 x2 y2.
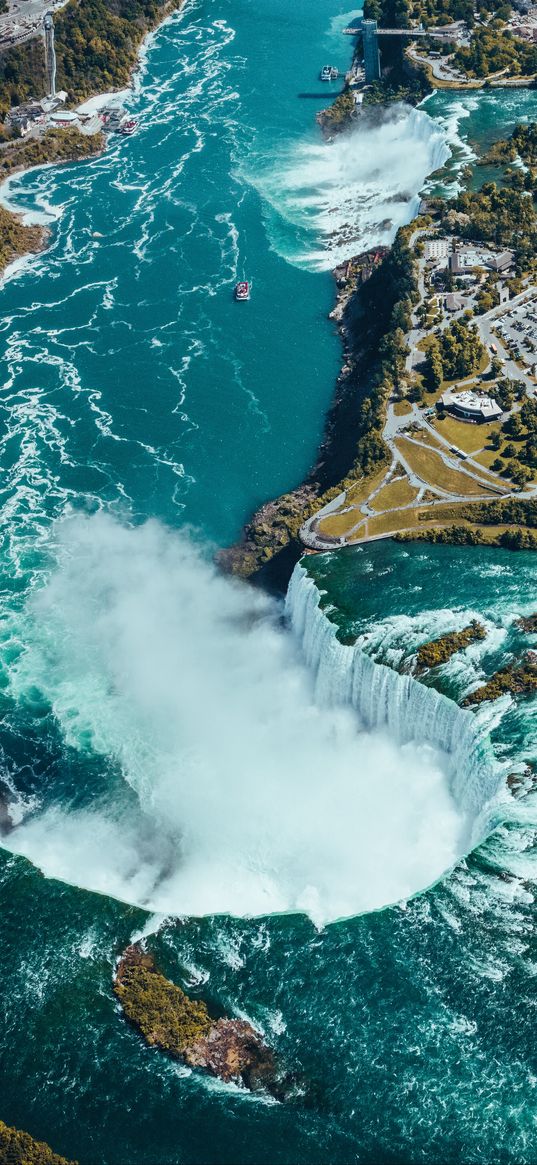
493 294 537 370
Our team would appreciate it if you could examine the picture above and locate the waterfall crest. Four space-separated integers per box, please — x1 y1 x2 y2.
286 564 503 843
242 103 450 271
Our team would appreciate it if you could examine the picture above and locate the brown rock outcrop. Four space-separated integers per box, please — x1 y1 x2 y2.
114 945 281 1095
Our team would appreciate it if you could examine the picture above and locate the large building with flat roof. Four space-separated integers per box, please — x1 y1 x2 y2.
439 389 502 423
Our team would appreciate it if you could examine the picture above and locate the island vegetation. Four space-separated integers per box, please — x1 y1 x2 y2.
463 652 537 704
416 620 486 671
453 24 537 78
114 945 281 1094
0 1120 76 1165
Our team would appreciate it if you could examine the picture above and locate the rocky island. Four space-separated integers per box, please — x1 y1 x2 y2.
463 651 537 705
114 945 283 1096
416 621 486 672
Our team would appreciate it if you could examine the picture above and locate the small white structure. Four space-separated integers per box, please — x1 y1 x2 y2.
49 110 79 127
440 388 502 423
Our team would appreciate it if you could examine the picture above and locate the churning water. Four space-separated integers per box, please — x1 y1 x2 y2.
1 1 537 1162
2 513 480 924
244 104 450 270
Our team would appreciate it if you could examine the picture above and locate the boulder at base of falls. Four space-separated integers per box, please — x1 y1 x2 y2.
114 945 281 1096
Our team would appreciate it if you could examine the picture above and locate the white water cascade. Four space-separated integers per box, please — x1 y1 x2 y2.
0 517 504 923
286 564 503 845
244 104 451 271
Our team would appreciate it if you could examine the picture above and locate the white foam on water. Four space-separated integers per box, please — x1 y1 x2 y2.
241 103 450 271
1 514 502 925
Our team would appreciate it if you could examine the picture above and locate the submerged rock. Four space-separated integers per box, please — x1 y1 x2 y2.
507 766 537 798
114 945 281 1095
515 613 537 634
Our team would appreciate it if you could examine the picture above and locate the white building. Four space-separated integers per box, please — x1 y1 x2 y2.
440 389 502 423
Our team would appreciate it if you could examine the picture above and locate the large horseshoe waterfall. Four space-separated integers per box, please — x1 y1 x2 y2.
286 564 504 843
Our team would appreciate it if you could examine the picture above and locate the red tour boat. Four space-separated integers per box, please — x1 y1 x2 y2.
118 117 138 136
235 281 250 301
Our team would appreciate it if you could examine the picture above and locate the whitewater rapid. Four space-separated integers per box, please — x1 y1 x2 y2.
0 515 503 924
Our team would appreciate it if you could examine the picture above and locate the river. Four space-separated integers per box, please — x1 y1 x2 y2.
1 2 537 1161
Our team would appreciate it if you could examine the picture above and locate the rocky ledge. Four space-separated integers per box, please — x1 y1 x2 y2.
114 945 283 1096
463 651 537 706
515 613 537 634
416 621 486 673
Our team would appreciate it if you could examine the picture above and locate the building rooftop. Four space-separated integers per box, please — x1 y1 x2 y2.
441 389 502 420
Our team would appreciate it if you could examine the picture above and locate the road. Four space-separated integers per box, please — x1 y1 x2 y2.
0 0 68 49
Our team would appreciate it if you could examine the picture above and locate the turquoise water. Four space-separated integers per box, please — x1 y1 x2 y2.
1 4 537 1162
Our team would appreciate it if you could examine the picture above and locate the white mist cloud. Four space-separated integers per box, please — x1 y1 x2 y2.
4 513 468 923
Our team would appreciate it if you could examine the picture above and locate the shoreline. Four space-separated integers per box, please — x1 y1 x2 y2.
223 81 537 590
218 251 389 592
0 0 185 279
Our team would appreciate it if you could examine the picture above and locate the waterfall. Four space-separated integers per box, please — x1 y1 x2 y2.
286 564 503 844
241 102 451 271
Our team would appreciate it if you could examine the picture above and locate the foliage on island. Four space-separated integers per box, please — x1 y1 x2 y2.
453 24 537 79
415 0 510 27
114 946 280 1093
463 653 537 705
114 946 213 1055
416 620 486 671
318 88 356 135
433 181 537 258
0 1120 76 1165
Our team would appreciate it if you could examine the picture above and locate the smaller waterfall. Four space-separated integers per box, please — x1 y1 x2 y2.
286 564 503 844
242 103 451 271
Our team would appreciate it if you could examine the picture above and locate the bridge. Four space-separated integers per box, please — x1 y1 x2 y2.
343 24 459 36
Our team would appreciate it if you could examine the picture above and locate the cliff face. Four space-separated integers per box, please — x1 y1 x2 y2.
114 945 281 1094
218 248 390 593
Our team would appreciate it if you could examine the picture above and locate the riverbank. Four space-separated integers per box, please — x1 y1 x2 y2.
218 247 392 590
0 0 184 277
